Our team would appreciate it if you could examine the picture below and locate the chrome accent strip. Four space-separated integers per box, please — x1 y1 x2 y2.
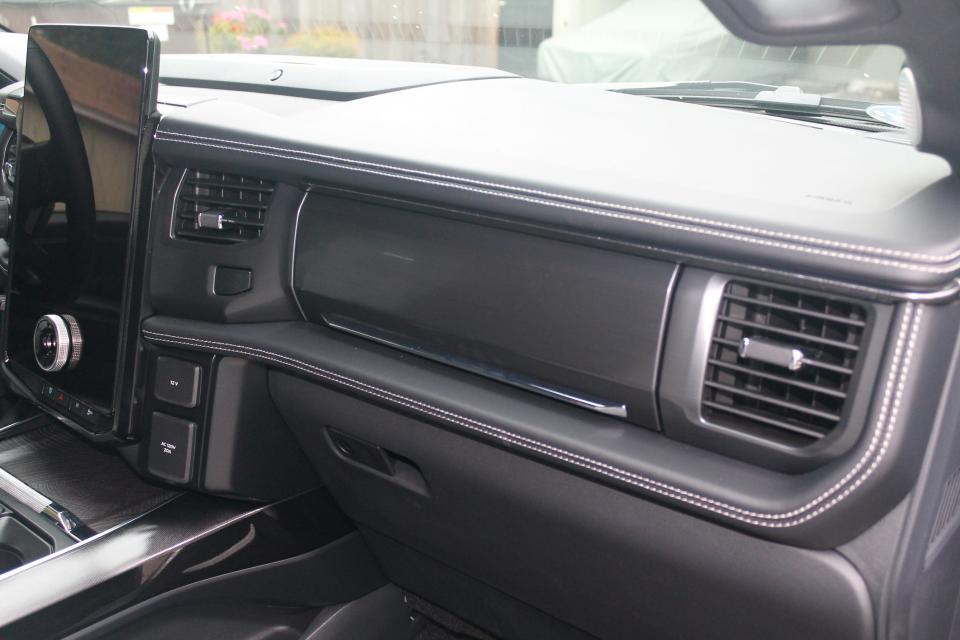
289 191 309 321
167 168 188 240
196 211 224 230
0 467 92 541
524 383 628 417
0 413 48 438
324 315 628 419
61 314 83 369
897 278 960 302
40 503 91 542
0 491 184 583
0 466 49 512
738 337 806 371
651 264 681 428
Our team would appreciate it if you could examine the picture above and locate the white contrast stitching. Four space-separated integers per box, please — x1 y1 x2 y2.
154 135 959 274
141 303 921 528
156 129 959 266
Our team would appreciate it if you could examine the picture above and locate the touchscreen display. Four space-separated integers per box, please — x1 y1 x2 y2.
3 26 156 425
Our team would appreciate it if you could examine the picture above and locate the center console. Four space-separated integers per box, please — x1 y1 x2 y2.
0 25 172 576
0 27 317 527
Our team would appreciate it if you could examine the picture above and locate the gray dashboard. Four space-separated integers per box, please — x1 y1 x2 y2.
140 72 955 542
154 77 955 293
130 69 960 639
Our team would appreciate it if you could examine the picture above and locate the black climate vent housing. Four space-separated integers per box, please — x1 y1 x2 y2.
174 169 274 243
702 281 867 446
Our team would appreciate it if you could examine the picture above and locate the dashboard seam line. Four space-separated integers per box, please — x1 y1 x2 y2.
141 303 919 528
153 130 960 266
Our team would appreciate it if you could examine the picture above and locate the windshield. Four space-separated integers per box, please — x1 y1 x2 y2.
0 0 903 102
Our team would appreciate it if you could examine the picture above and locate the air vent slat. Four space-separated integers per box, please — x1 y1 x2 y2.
174 229 247 244
703 381 842 422
706 359 848 399
174 169 275 244
717 315 860 351
178 195 270 210
703 401 827 440
722 293 867 328
702 281 867 446
185 179 275 193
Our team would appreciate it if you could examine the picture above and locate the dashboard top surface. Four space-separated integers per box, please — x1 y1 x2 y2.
159 54 517 99
152 75 957 292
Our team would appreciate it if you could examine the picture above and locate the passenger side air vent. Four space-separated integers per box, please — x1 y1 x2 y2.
702 281 867 445
174 169 275 243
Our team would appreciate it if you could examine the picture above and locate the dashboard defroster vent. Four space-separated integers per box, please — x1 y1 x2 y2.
174 169 274 243
702 281 867 445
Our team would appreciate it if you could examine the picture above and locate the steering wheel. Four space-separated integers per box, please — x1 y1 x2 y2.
15 42 97 292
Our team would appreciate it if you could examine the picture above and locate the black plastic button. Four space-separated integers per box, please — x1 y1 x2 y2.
50 388 68 407
67 398 98 424
213 266 252 296
154 356 201 408
40 384 57 402
68 397 84 417
80 405 98 423
147 412 196 484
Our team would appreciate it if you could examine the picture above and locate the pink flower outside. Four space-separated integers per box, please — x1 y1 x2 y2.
216 9 244 22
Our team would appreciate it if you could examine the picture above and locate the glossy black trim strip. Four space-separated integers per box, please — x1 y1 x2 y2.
0 489 353 639
324 315 628 419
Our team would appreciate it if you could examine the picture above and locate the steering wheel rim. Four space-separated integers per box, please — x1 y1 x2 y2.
23 41 97 291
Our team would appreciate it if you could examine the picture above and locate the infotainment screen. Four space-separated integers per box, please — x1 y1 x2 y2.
2 26 158 433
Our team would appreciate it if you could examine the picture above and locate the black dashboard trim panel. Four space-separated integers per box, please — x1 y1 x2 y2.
276 376 875 640
300 182 960 305
146 166 304 324
154 132 939 265
152 124 960 291
292 190 676 430
140 302 951 547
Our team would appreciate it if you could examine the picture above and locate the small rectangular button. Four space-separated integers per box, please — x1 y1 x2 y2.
147 412 196 484
51 388 68 407
213 266 252 296
40 384 57 402
68 397 84 417
154 356 201 408
68 398 99 424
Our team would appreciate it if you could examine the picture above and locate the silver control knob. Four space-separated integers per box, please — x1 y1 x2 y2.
33 314 82 372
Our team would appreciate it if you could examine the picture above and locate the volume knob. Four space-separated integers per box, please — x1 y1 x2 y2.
33 314 82 372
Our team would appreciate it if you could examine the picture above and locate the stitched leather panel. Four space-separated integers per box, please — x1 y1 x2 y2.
150 78 959 291
140 305 950 547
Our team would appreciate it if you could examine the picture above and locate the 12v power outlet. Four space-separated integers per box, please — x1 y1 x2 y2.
154 356 201 408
